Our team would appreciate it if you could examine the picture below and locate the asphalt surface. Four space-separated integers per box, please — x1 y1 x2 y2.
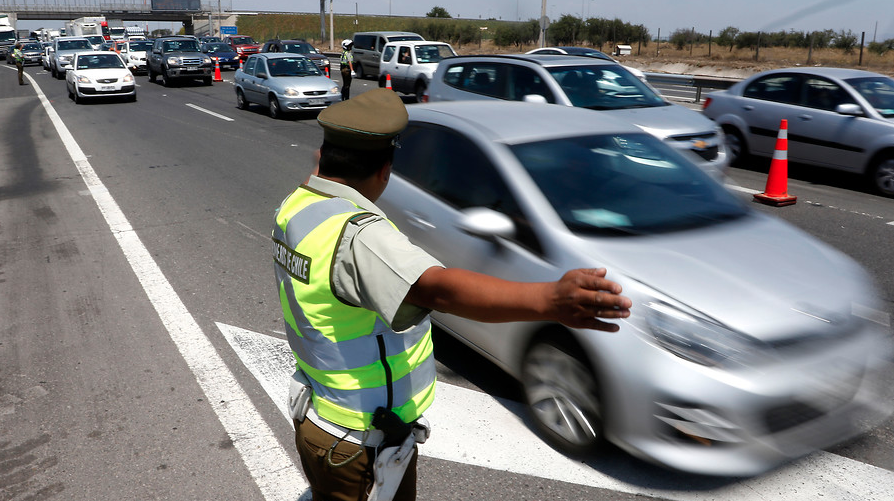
2 61 893 500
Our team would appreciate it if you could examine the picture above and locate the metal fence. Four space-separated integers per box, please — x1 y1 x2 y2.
0 1 231 13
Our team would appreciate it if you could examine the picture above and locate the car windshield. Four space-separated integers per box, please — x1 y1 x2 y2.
203 43 232 53
86 36 104 45
230 36 255 44
267 57 321 77
164 40 201 52
845 76 894 118
283 42 317 53
510 133 746 235
130 41 152 51
23 43 41 51
414 44 455 63
547 65 667 110
76 54 125 70
563 47 613 60
58 40 92 50
0 31 15 42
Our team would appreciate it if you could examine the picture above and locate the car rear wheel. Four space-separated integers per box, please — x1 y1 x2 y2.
148 68 156 82
268 95 281 119
522 337 605 457
236 89 248 110
868 154 894 197
723 126 749 167
414 81 426 103
353 62 363 79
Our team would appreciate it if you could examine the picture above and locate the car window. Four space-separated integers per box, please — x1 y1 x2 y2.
354 35 375 50
510 133 746 235
398 47 412 64
283 43 316 54
244 56 258 75
415 44 454 63
382 45 396 62
394 124 542 254
131 42 152 51
76 54 125 70
204 43 231 53
743 74 802 104
58 40 92 50
846 76 894 117
548 65 664 109
802 77 855 111
508 65 556 102
442 62 508 99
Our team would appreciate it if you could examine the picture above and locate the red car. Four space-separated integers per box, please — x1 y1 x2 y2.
223 35 261 61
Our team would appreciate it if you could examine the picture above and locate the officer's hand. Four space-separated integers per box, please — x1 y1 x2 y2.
548 268 631 332
350 70 356 77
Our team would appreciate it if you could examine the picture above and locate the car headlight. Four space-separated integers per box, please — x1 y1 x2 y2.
59 55 72 62
166 56 180 66
644 301 775 369
123 74 133 82
203 56 212 64
76 75 91 83
283 88 299 97
330 86 339 94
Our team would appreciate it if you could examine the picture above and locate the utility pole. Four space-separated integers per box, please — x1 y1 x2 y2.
320 0 325 42
329 0 334 51
538 0 547 48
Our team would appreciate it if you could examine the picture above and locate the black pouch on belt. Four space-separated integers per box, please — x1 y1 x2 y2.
371 407 413 448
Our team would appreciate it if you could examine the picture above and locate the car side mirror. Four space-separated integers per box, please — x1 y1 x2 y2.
256 72 268 79
523 94 548 104
456 207 515 241
835 103 863 116
153 48 161 54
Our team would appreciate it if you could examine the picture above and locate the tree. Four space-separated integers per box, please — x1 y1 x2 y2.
832 29 858 53
716 26 739 51
426 6 451 18
549 14 584 45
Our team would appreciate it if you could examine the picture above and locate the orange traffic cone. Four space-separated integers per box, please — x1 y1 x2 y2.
753 119 797 207
213 58 222 82
385 73 392 90
238 58 243 71
325 67 330 78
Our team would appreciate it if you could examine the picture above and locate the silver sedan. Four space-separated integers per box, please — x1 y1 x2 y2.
702 67 894 196
234 53 340 119
377 101 893 476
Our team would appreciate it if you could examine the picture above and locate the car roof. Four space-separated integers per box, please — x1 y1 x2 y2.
751 67 887 80
443 53 620 69
408 101 644 145
383 40 450 47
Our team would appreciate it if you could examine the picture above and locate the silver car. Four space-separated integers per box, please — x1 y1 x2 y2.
703 67 894 196
234 53 341 119
425 54 727 175
377 101 893 476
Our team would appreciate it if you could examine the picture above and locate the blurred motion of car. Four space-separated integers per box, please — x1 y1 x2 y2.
7 41 41 65
427 54 727 174
703 67 894 197
526 46 647 82
260 39 331 73
66 51 136 103
378 40 456 102
234 53 340 118
116 39 152 74
202 42 240 70
376 100 894 476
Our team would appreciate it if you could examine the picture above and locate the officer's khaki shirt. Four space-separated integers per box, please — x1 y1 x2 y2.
304 176 444 332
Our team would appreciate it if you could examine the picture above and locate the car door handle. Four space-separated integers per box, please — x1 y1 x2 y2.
797 114 813 121
405 211 435 230
742 105 755 111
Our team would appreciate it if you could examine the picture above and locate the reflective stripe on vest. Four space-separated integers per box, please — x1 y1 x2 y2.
273 186 436 430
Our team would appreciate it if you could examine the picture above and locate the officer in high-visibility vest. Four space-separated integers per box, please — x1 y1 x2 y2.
339 39 354 100
273 88 631 501
12 43 25 85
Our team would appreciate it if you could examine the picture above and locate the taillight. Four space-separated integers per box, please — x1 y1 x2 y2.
702 97 712 110
421 92 429 103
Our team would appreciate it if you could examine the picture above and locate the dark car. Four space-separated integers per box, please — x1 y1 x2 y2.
7 41 42 66
199 36 222 43
202 42 240 70
147 35 214 86
261 39 330 74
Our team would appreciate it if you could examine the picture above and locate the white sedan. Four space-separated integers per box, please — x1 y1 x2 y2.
66 51 136 104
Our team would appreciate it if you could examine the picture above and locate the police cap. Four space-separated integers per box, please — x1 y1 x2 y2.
317 88 408 151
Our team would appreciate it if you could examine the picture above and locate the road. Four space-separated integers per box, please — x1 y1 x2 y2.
2 61 893 501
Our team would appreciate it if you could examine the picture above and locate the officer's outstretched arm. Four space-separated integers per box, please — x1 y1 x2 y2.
405 267 631 332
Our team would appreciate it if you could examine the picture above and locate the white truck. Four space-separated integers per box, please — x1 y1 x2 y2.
65 17 104 38
104 19 126 41
0 13 17 60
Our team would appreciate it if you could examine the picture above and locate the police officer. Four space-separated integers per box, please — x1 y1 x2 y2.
339 39 354 100
273 89 632 501
12 42 25 85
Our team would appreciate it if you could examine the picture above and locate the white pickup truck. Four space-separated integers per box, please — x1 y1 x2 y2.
378 40 456 102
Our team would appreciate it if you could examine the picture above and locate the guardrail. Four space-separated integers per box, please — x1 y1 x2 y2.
643 72 740 102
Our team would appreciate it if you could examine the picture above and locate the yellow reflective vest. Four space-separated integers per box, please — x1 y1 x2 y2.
273 185 436 430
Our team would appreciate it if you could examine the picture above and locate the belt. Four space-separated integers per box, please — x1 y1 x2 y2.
305 406 386 447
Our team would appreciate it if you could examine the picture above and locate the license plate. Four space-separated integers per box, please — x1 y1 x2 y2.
308 98 324 105
100 85 116 91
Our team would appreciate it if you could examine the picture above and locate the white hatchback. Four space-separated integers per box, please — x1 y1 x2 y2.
66 51 136 103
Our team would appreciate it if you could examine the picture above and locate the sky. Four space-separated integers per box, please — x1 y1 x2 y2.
13 0 894 41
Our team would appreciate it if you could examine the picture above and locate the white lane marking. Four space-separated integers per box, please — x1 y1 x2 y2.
218 322 894 501
725 183 759 195
186 102 234 121
30 74 305 500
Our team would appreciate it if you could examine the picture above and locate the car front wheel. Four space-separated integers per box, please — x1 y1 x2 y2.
236 89 248 110
353 62 363 79
522 337 604 457
723 126 749 167
268 95 281 119
161 68 171 87
869 154 894 197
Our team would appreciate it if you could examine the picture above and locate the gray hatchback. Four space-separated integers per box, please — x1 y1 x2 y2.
702 67 894 196
425 54 728 175
234 53 341 118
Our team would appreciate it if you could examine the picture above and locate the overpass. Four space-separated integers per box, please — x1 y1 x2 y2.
0 1 233 31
